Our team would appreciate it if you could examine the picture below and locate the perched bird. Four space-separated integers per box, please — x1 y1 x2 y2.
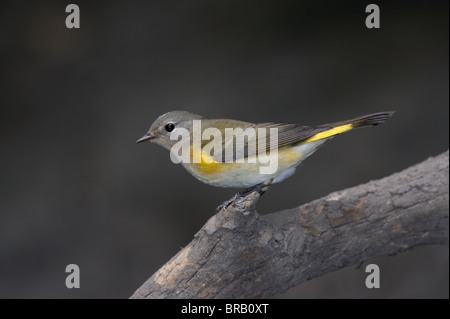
137 110 394 198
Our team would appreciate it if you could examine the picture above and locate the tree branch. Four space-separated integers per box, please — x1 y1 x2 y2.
131 151 449 299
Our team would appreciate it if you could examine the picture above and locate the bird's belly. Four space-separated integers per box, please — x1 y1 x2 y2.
182 146 306 188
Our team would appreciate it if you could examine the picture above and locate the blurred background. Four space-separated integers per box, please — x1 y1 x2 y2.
0 0 448 298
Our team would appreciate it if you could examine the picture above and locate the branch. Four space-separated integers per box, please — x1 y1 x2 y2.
131 151 449 299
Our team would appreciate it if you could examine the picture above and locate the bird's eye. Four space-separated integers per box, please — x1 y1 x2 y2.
165 123 175 132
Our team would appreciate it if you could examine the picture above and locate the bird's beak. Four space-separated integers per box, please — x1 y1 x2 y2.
136 133 155 144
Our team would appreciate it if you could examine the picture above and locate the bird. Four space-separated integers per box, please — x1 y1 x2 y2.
137 110 394 205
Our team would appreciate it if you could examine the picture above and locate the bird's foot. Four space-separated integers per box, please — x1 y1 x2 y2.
215 192 242 212
215 180 273 212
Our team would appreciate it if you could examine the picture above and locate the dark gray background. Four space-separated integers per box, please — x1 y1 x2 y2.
0 1 448 298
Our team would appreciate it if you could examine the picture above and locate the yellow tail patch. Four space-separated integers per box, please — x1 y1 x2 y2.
303 124 353 143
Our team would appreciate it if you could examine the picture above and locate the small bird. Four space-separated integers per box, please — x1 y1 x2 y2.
137 111 394 196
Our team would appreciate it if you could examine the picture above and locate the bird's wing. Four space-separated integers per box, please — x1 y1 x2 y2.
199 120 327 162
198 112 394 162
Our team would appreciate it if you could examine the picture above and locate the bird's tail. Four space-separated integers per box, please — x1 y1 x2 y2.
303 111 394 143
329 111 395 129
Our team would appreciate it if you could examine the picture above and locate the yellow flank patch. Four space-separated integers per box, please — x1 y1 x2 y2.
303 124 353 143
192 150 224 174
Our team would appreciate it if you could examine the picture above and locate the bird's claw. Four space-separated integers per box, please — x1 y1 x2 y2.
215 180 273 212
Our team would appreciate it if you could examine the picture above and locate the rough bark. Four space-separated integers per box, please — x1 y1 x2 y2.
131 151 449 299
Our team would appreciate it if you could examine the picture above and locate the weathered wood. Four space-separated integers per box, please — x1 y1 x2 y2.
131 151 449 299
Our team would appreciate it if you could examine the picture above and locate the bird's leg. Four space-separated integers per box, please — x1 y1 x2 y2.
237 179 272 197
216 179 273 212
